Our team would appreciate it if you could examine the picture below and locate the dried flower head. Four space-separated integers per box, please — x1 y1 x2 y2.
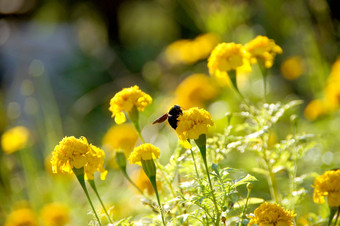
109 85 152 124
51 136 107 180
41 203 70 226
248 202 295 226
245 35 282 68
1 126 30 154
4 207 38 226
176 107 214 149
128 143 160 165
313 169 340 207
102 123 138 157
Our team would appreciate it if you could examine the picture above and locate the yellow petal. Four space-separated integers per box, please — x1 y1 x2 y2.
115 112 126 124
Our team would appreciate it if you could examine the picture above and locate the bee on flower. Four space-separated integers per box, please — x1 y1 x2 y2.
248 202 296 226
313 169 340 207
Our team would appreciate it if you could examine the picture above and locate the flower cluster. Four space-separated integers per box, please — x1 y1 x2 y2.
4 207 38 226
165 33 220 65
313 169 340 207
1 126 30 154
176 107 214 149
128 143 160 165
51 136 107 180
109 85 152 124
248 202 296 226
245 35 283 68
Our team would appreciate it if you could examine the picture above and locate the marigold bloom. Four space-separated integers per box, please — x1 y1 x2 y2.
128 143 160 165
1 126 30 154
4 207 38 226
165 33 220 65
313 169 340 207
304 99 327 121
248 202 296 226
102 123 138 157
280 56 304 80
174 74 218 109
109 85 152 124
245 35 282 68
51 136 107 180
176 107 214 149
41 203 70 226
208 42 249 76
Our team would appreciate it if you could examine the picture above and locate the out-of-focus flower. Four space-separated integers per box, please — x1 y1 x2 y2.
51 136 107 180
304 99 327 121
280 56 304 80
109 85 152 125
1 126 30 154
133 169 161 195
248 202 295 226
4 207 38 226
313 169 340 207
174 74 218 109
208 42 249 75
102 123 138 158
41 203 70 226
128 143 160 165
245 35 282 68
165 33 220 65
176 107 214 149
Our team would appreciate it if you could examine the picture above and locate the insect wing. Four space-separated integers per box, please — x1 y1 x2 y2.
152 113 168 124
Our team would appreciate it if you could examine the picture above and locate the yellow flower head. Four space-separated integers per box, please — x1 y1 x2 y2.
248 202 296 226
133 169 161 195
51 136 107 180
176 107 214 149
128 143 160 165
102 123 138 157
174 73 218 109
41 203 70 226
280 56 304 80
109 85 152 124
1 126 30 154
5 207 38 226
304 99 327 121
245 35 283 68
208 42 248 76
165 33 220 65
85 145 108 180
313 169 340 207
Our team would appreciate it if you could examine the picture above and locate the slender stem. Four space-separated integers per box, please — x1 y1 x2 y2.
258 62 268 101
122 170 145 195
239 186 251 225
88 180 113 224
334 207 340 226
202 156 220 226
190 149 202 184
229 70 251 109
150 176 166 226
73 169 102 226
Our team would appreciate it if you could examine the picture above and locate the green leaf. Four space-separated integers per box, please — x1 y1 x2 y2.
212 163 219 176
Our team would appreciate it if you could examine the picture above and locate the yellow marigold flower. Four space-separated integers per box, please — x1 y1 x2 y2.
208 42 249 75
313 169 340 207
165 33 220 65
245 35 282 68
85 145 108 180
102 123 138 157
176 107 214 149
128 143 160 165
174 73 218 109
280 56 304 80
41 203 70 226
51 136 107 180
109 85 152 124
1 126 30 154
304 99 327 121
248 202 296 226
4 207 38 226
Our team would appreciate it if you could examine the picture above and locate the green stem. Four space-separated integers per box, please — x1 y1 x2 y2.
150 176 166 226
239 184 252 226
128 107 146 143
73 168 102 226
258 62 268 101
334 207 340 226
190 149 202 186
229 70 251 109
122 169 145 195
88 180 113 224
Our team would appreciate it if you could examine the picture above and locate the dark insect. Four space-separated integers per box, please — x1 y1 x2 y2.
152 105 183 129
